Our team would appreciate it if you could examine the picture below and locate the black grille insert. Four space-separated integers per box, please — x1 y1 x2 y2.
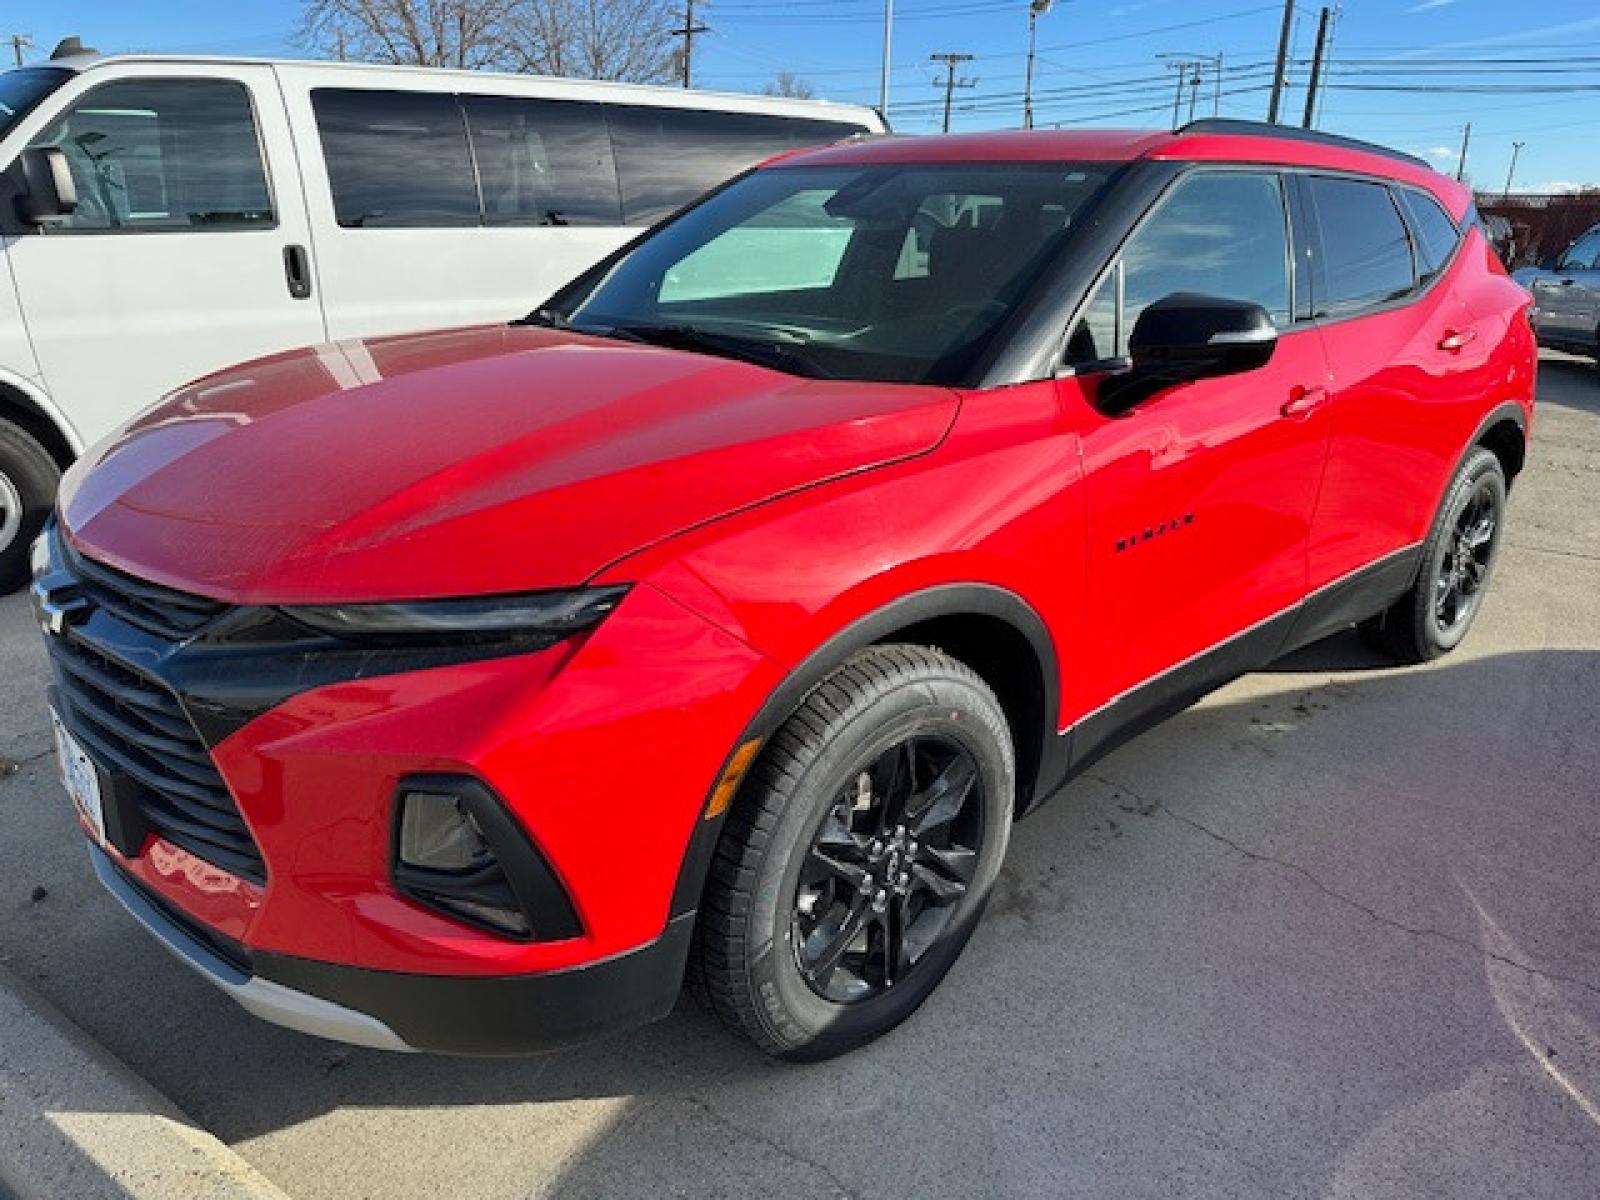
62 540 229 641
47 633 266 884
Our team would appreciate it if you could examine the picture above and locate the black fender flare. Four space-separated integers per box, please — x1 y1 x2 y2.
667 582 1062 919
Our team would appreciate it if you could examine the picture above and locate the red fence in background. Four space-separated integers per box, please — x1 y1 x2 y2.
1475 192 1600 269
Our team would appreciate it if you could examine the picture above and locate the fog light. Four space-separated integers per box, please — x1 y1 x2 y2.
398 791 494 872
391 776 582 943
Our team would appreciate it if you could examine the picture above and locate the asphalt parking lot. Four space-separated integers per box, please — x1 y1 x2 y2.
3 353 1599 1199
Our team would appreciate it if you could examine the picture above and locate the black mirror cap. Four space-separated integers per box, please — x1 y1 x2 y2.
1095 292 1278 416
15 146 77 225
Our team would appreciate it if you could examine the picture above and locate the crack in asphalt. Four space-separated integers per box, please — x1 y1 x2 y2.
679 1093 859 1198
1085 772 1600 1002
1504 540 1600 566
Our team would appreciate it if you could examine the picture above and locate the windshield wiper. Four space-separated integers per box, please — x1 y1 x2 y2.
512 306 570 329
596 323 833 379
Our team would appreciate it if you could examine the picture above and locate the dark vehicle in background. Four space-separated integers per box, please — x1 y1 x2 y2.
1514 223 1600 367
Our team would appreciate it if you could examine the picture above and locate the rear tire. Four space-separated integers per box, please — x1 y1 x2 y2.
0 421 61 593
697 645 1013 1060
1359 446 1506 664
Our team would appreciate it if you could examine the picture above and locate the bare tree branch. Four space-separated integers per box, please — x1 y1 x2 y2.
762 71 815 100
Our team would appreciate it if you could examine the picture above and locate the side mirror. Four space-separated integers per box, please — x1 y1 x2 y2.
1096 292 1277 416
15 146 77 225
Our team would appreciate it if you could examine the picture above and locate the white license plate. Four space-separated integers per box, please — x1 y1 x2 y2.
50 707 105 844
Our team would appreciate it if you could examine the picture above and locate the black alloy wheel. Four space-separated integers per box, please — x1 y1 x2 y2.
792 735 984 1005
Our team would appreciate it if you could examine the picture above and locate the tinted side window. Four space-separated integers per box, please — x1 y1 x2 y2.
1398 188 1461 282
461 95 621 226
608 106 867 226
1308 176 1416 317
35 78 272 231
1560 228 1600 270
1067 171 1289 364
312 89 478 228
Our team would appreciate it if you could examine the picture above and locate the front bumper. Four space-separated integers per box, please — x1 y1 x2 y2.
92 843 696 1054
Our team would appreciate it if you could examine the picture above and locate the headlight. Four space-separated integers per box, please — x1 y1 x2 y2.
285 586 629 645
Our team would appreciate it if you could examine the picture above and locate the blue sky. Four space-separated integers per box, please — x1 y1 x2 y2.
9 0 1599 190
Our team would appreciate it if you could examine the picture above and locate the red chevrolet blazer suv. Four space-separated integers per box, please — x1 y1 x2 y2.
32 120 1535 1059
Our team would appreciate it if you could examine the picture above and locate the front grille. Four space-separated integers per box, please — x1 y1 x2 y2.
49 634 266 883
62 540 229 642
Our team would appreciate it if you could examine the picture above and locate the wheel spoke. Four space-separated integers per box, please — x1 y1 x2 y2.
876 904 909 987
801 896 870 985
910 753 977 837
911 858 966 904
809 840 868 889
870 740 915 833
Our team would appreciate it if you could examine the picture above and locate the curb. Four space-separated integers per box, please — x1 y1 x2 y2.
0 963 290 1200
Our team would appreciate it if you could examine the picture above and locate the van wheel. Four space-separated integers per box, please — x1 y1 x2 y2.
0 422 60 593
697 645 1013 1060
1360 447 1506 663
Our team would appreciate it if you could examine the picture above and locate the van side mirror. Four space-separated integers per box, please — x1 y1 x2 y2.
1095 292 1278 416
15 146 77 225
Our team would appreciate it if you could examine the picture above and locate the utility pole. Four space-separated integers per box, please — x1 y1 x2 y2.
1213 52 1223 116
930 52 976 134
1187 61 1204 122
6 33 30 68
1456 122 1471 182
1266 0 1294 123
673 0 709 89
880 0 893 116
334 29 347 62
1503 141 1525 197
1167 59 1190 129
1024 0 1054 131
1301 6 1331 129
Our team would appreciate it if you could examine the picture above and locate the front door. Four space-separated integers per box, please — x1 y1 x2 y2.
6 63 326 446
1060 169 1331 742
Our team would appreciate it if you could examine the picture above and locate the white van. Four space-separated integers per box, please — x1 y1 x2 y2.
0 44 885 587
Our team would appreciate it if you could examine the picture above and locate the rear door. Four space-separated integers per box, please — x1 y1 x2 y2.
1530 227 1600 348
1063 168 1331 736
6 63 326 446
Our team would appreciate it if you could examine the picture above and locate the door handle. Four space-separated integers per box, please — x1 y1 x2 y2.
283 244 313 300
1280 385 1328 419
1438 327 1478 353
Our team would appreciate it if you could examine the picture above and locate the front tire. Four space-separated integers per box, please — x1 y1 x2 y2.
1360 446 1507 663
0 421 61 593
697 645 1013 1060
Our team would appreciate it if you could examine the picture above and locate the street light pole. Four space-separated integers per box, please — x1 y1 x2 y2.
880 0 893 117
1024 0 1054 131
1503 141 1525 198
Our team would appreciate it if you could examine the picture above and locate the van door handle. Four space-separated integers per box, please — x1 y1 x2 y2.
1280 385 1328 419
283 244 312 300
1438 328 1478 353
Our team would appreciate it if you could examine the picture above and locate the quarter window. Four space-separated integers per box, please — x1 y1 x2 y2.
34 78 272 231
1308 176 1416 317
1559 228 1600 271
461 95 621 226
608 106 868 226
1398 188 1462 283
313 89 479 228
1067 171 1290 364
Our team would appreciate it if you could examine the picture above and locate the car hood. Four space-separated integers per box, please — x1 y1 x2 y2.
59 325 960 604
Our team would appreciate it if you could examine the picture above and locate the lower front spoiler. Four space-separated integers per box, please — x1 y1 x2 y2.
90 844 695 1055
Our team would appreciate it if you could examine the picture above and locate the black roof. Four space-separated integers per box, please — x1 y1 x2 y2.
1174 119 1433 172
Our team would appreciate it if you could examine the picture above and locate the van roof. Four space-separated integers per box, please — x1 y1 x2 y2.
42 52 885 125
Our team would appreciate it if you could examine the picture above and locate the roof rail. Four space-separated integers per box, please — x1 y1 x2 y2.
1173 118 1432 172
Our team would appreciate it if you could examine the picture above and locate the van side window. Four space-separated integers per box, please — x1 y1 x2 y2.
460 95 621 227
34 78 272 231
1397 188 1462 283
1066 171 1289 366
608 106 866 226
1559 228 1600 270
1307 176 1416 317
312 89 478 228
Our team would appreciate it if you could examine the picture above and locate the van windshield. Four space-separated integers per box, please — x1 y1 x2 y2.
557 162 1115 385
0 68 70 140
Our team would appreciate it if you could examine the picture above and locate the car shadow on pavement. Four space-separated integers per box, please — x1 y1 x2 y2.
1533 355 1599 415
66 645 1598 1199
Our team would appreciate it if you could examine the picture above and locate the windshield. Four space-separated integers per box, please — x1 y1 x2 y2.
559 161 1116 385
0 67 70 141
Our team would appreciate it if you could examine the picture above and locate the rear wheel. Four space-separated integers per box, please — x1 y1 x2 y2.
0 421 60 593
697 644 1013 1060
1360 446 1506 663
